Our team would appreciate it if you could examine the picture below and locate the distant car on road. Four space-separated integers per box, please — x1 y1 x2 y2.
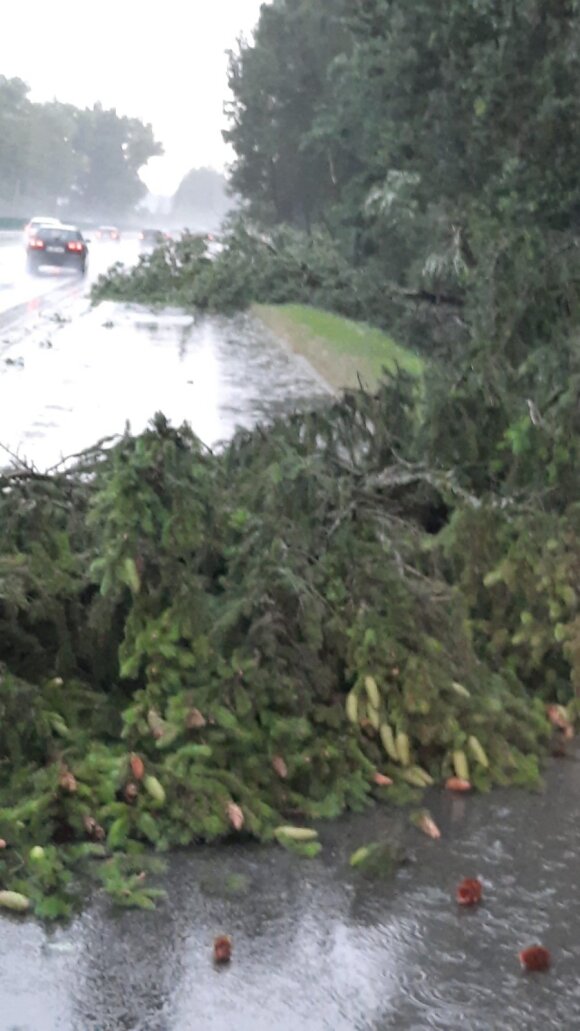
139 228 168 250
26 224 88 277
96 225 120 241
23 215 62 243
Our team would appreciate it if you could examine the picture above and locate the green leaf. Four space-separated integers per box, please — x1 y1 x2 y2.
122 557 141 595
108 816 130 850
137 812 160 844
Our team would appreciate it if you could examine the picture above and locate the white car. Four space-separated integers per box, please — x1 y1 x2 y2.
23 216 62 243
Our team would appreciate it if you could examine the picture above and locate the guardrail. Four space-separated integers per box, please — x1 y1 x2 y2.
0 218 26 231
0 231 23 246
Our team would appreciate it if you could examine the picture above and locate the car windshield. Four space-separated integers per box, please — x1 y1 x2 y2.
36 228 82 242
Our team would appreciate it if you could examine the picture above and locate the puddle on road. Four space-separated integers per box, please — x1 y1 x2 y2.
0 303 330 470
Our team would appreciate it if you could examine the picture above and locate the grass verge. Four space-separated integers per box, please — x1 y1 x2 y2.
253 303 424 391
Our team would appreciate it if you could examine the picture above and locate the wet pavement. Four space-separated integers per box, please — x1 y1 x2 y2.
0 301 331 470
0 754 579 1030
0 234 139 330
1 250 579 1029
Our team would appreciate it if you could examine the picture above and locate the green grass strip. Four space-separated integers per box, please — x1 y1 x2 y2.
254 303 424 391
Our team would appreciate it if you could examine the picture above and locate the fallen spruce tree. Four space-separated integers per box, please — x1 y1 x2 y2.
0 375 576 918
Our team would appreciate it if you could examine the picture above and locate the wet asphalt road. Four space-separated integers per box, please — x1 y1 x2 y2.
0 239 579 1030
0 232 137 335
0 236 330 470
1 756 580 1031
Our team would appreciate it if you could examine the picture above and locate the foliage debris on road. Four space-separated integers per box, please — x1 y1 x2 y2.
1 367 574 917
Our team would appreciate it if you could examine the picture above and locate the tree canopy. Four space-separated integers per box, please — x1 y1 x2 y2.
0 77 163 218
224 0 353 230
225 0 580 341
222 0 580 490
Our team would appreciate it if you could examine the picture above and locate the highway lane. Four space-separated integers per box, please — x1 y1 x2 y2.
0 232 141 330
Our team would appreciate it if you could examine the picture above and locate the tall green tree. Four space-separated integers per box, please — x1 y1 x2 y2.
0 76 31 205
22 101 77 207
342 0 580 345
225 0 352 228
225 0 580 343
71 104 163 217
0 81 163 218
223 0 580 490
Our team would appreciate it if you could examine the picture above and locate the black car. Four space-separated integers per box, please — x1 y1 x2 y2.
27 224 88 276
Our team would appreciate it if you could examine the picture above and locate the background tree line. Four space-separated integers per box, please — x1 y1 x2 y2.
225 0 580 347
222 0 580 492
0 75 162 219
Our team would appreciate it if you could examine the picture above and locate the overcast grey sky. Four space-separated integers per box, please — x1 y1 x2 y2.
0 0 267 195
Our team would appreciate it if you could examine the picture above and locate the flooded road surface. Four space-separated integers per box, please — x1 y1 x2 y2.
0 754 579 1030
1 283 579 1029
0 303 330 470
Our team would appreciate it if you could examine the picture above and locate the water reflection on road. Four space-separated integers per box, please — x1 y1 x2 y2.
0 304 330 470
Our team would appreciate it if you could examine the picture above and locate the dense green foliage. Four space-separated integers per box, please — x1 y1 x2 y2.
4 386 578 917
8 0 580 918
92 220 400 320
225 0 353 230
0 76 162 218
226 0 580 358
